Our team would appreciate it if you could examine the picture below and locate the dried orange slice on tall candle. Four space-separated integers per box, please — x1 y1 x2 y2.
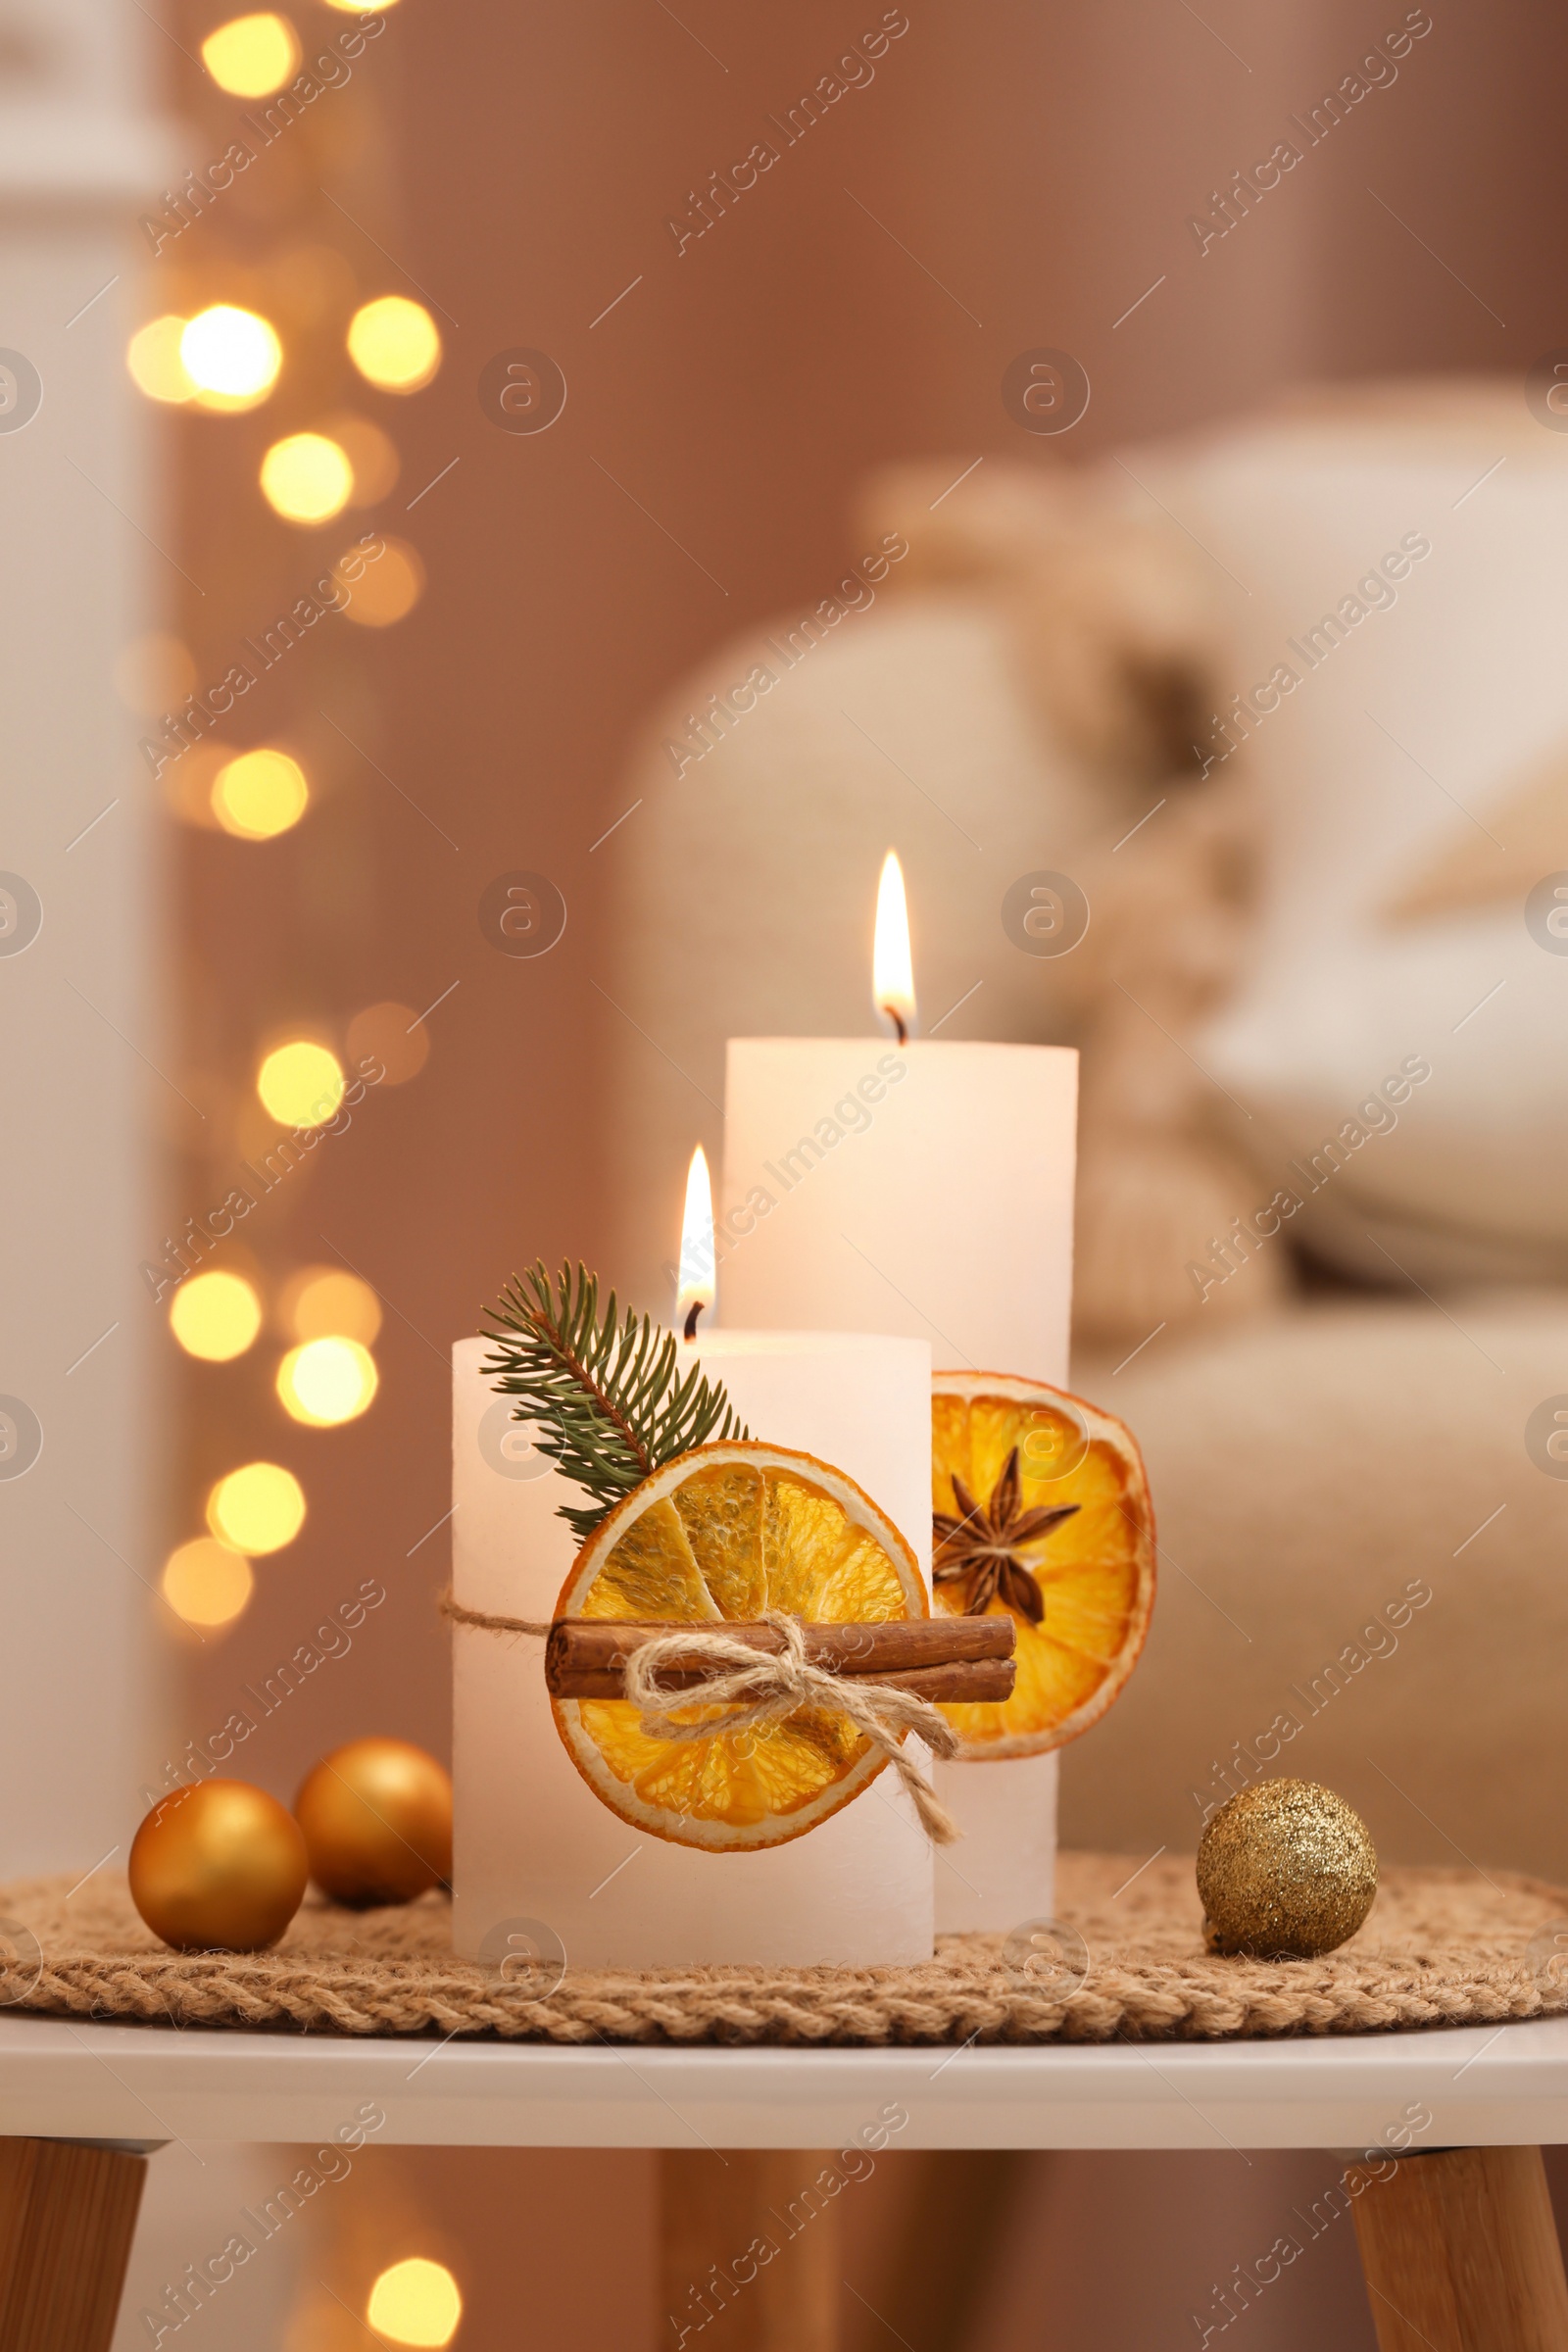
931 1372 1154 1756
552 1440 927 1850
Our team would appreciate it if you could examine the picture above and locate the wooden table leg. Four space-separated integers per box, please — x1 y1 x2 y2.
0 2138 147 2352
845 2151 1027 2352
1348 2145 1568 2351
659 2149 841 2351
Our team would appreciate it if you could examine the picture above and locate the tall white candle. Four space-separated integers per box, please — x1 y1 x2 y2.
718 1037 1076 1377
717 862 1078 1933
451 1326 935 1968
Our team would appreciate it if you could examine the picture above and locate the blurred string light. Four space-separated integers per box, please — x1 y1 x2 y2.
276 1336 378 1426
366 2260 463 2348
345 1000 428 1084
347 296 441 393
260 431 354 524
268 241 359 326
126 316 195 404
159 27 429 1651
200 12 300 96
324 0 399 10
341 534 424 626
322 413 400 505
212 748 310 839
169 1269 263 1361
281 1266 383 1344
207 1461 305 1553
161 1538 254 1629
180 305 282 410
256 1040 344 1127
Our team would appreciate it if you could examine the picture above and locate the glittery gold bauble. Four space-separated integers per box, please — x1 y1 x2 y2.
1198 1779 1378 1959
294 1737 452 1907
128 1780 309 1952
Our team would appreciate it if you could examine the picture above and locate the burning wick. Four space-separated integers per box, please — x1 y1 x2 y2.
872 851 915 1048
676 1143 715 1344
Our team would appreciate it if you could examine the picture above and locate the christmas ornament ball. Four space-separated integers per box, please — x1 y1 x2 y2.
294 1737 452 1907
1198 1779 1378 1959
128 1780 309 1952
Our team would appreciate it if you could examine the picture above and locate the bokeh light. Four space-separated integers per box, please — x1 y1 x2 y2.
256 1040 344 1127
267 242 358 325
168 1269 263 1362
346 1001 429 1085
280 1266 383 1345
322 414 401 506
179 306 282 410
207 1461 306 1554
260 432 354 524
324 0 398 10
126 316 195 404
366 2259 462 2348
200 12 300 96
347 296 441 393
212 749 310 840
161 1538 254 1629
341 536 424 627
276 1337 378 1426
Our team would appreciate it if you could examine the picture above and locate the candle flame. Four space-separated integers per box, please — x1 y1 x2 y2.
872 850 915 1044
676 1144 715 1341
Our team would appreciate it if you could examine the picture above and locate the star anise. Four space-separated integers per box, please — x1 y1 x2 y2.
932 1446 1080 1622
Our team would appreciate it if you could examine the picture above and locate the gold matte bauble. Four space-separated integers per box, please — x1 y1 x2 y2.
128 1780 309 1952
1198 1778 1378 1959
294 1737 452 1907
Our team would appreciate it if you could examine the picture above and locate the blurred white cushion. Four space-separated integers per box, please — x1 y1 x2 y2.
1136 393 1568 1280
1206 909 1568 1282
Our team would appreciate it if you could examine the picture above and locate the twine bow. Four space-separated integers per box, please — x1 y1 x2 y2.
622 1612 961 1845
441 1596 962 1844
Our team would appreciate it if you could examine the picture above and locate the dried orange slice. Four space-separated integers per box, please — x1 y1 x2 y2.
552 1442 927 1850
931 1371 1154 1758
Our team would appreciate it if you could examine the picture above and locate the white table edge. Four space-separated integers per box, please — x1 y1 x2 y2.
1 2012 1566 2153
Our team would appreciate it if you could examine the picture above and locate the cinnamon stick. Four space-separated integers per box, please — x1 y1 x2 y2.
552 1655 1016 1704
545 1616 1015 1701
549 1615 1010 1681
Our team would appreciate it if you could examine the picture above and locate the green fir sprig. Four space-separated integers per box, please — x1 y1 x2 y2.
479 1260 748 1542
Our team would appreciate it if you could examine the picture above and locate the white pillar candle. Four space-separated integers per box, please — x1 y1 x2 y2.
719 1033 1078 1933
451 1328 935 1969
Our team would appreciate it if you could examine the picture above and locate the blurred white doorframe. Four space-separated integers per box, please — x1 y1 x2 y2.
0 0 177 1874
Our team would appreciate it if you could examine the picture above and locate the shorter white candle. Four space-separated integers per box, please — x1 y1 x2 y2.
451 1172 937 1968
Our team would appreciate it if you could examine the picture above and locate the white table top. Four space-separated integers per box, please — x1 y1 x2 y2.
3 2011 1567 2154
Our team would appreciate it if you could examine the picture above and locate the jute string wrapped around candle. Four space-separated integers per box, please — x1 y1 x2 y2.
441 1598 962 1843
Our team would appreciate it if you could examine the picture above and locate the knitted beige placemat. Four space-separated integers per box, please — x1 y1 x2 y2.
3 1852 1564 2045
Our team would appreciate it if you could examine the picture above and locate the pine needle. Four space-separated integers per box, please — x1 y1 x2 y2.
479 1261 749 1541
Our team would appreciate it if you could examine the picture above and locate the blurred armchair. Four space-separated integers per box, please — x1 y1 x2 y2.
603 381 1568 1886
